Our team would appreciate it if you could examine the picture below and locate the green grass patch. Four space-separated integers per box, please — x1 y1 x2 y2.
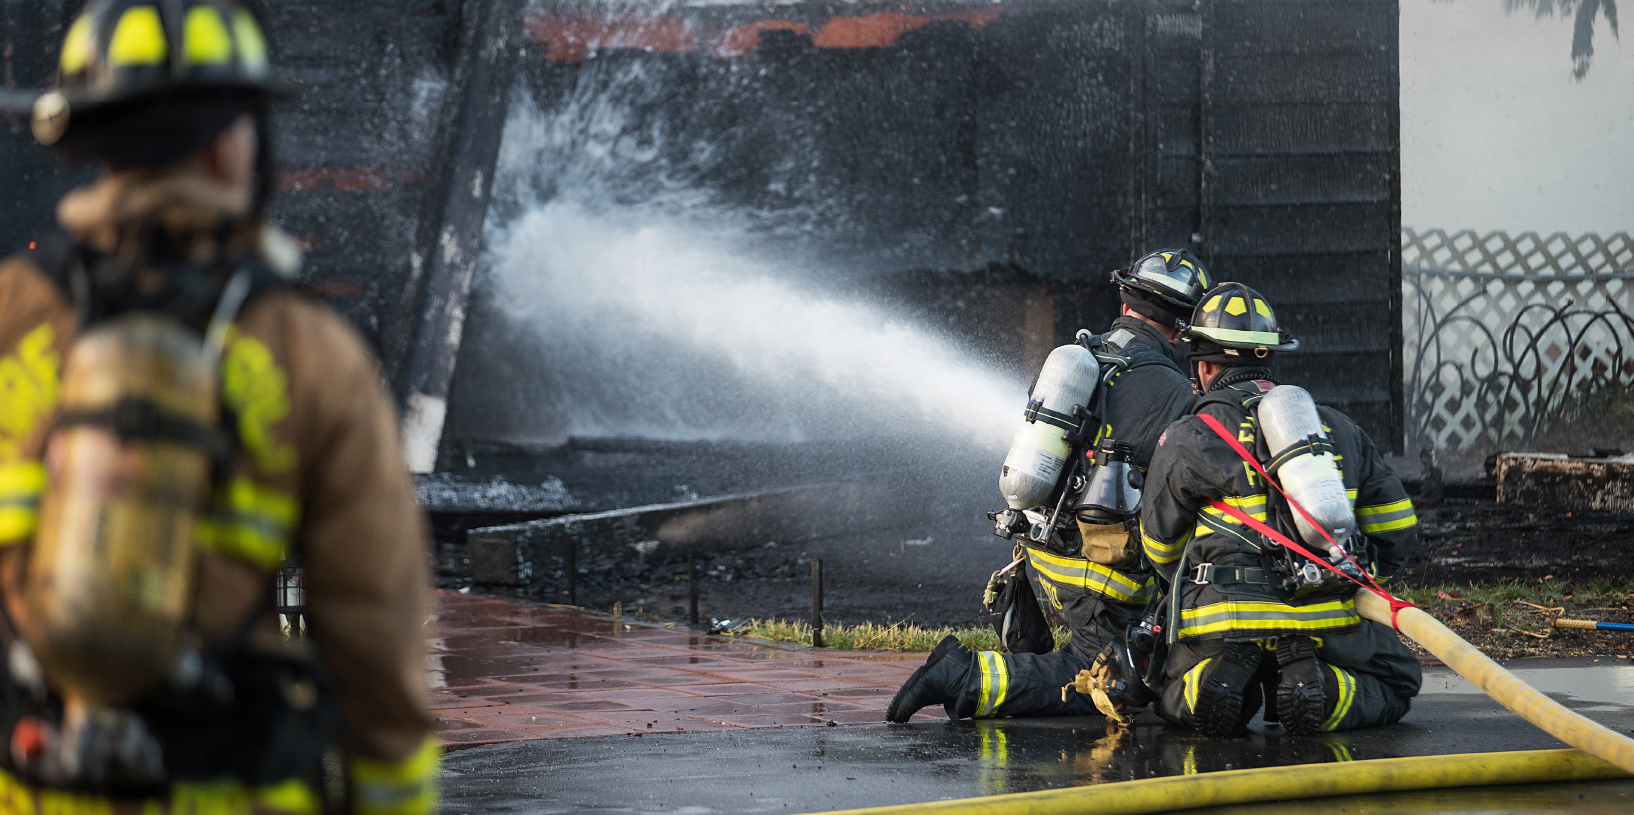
1397 577 1630 610
729 618 1073 653
731 579 1631 652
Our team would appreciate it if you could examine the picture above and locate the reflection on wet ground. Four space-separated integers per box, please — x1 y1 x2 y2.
443 666 1634 814
1419 658 1634 707
428 592 929 745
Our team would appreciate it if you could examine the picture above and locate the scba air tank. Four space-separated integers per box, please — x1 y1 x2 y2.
27 314 217 708
999 345 1100 510
1258 385 1354 556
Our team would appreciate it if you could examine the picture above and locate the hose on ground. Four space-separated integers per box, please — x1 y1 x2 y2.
1355 590 1634 774
820 592 1634 815
820 749 1627 815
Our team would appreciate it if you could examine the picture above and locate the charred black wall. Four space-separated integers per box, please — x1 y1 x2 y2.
2 0 460 348
1197 0 1403 441
453 0 1402 448
1 1 91 252
3 0 1403 452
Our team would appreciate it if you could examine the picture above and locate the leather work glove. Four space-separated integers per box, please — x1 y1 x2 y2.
1062 663 1132 727
1062 640 1153 727
983 544 1028 610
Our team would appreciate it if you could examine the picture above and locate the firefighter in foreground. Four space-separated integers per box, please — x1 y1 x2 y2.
0 1 434 811
1134 283 1422 736
887 250 1208 722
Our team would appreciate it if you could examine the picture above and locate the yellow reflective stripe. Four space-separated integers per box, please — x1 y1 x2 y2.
194 478 298 570
1189 325 1282 346
108 6 169 67
1176 598 1360 639
1024 547 1155 605
171 780 253 815
1357 498 1418 533
184 5 235 65
349 736 441 815
1361 514 1418 533
0 462 44 543
254 778 320 815
1346 488 1359 505
1201 495 1267 524
1323 666 1356 731
1183 658 1212 714
1142 523 1190 565
1357 498 1412 517
974 651 1010 718
0 762 318 815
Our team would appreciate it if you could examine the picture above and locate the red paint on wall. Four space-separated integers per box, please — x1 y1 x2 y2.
714 20 811 56
525 14 698 61
810 12 930 49
525 7 1003 62
278 167 392 193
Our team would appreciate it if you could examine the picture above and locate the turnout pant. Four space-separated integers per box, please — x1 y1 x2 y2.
955 586 1145 719
1155 620 1422 732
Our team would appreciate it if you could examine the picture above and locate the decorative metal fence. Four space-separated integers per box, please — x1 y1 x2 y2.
1403 229 1634 452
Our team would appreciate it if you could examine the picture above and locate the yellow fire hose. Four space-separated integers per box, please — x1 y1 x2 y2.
820 749 1625 815
819 592 1634 815
1354 590 1634 773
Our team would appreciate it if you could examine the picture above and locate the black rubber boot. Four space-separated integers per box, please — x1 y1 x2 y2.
886 635 973 723
1194 641 1267 738
1275 636 1328 735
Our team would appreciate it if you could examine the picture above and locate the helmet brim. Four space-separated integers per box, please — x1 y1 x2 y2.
1180 327 1300 353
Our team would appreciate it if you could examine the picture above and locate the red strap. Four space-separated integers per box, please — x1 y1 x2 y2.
1194 412 1418 630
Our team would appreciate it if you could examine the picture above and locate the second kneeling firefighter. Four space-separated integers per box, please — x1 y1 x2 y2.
1137 283 1421 737
0 1 435 811
887 249 1208 722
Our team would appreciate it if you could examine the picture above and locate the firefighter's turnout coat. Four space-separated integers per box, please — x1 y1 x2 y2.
0 175 434 814
1139 369 1423 731
962 316 1192 719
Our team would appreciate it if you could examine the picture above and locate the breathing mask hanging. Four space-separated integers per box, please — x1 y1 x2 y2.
1072 440 1143 524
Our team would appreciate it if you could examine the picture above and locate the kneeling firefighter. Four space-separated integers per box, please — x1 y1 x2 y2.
1135 283 1422 737
0 1 435 811
888 250 1207 722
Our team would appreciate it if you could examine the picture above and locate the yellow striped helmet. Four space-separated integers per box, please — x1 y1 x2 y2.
1181 282 1300 359
28 0 290 147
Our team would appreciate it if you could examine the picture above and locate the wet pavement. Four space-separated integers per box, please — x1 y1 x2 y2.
429 592 936 746
442 684 1634 814
433 591 1634 814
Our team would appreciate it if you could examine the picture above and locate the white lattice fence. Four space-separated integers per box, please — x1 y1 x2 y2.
1403 229 1634 451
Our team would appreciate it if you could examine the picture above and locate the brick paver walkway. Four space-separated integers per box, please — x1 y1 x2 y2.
430 591 936 747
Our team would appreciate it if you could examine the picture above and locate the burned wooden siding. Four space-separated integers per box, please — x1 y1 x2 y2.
257 1 458 351
1194 0 1403 440
1 1 88 253
3 0 1405 457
